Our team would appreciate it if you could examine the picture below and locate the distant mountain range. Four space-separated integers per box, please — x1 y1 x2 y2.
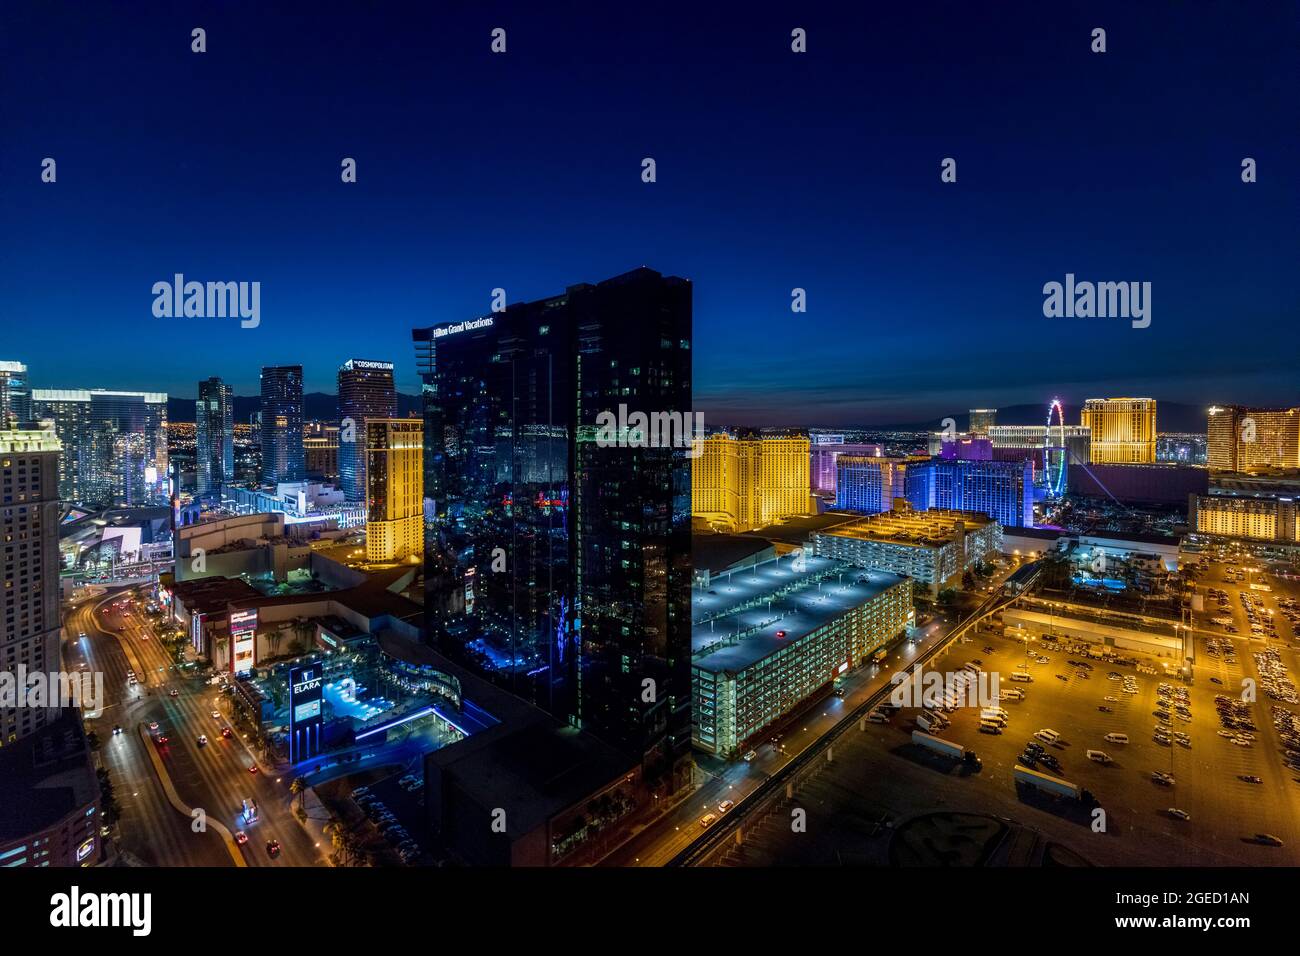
168 392 422 424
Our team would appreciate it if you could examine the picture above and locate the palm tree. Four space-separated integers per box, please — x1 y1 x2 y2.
290 616 314 654
341 830 362 867
323 819 347 865
211 632 229 669
268 624 287 658
290 777 308 811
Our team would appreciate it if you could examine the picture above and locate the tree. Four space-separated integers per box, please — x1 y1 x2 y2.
290 776 308 811
290 617 314 655
268 624 287 658
323 819 348 865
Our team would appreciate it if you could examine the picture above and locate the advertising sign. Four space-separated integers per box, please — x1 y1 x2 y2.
288 663 324 764
229 608 258 676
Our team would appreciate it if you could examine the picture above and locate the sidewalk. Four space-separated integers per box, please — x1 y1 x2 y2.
290 785 338 866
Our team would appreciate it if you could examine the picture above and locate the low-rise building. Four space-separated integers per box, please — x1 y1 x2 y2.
812 501 1001 598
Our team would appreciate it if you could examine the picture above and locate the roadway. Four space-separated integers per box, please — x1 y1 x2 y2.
601 571 1020 867
69 588 327 867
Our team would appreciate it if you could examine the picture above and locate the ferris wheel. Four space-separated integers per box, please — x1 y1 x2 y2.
1045 399 1068 497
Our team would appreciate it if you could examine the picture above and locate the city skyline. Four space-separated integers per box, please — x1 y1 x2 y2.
5 0 1300 904
3 2 1296 424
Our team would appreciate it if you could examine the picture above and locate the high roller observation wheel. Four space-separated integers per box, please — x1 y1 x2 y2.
1045 399 1067 497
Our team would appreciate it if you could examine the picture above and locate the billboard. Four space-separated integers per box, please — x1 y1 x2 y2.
288 663 324 764
229 608 258 676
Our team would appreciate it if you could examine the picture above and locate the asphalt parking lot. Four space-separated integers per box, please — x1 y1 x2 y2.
700 621 1300 866
918 625 1300 863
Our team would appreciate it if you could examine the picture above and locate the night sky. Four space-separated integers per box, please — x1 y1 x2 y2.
2 1 1296 426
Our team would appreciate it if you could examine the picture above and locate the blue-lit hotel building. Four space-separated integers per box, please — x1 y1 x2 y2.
838 456 1033 528
908 458 1034 528
835 456 915 513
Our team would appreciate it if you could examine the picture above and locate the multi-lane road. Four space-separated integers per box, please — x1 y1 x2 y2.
66 588 326 867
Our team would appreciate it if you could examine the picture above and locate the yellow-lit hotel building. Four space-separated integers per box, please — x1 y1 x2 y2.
1207 405 1300 474
692 433 811 532
365 418 424 562
1081 397 1157 463
1190 494 1299 544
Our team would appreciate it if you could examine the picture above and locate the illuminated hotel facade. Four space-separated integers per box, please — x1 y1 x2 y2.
968 408 997 436
1080 397 1157 464
0 428 63 743
0 427 103 868
1207 405 1300 474
1190 493 1299 544
365 418 424 562
811 441 883 496
692 433 811 532
910 458 1034 528
988 424 1092 466
835 456 915 513
338 359 397 501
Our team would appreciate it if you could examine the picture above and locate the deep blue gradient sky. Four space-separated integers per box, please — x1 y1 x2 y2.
2 1 1296 425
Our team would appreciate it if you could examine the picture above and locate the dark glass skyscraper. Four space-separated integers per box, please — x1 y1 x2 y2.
196 376 234 498
30 389 168 506
412 267 693 793
337 359 397 501
259 365 304 485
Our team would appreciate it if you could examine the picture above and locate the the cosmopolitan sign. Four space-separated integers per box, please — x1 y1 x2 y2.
342 359 393 371
431 317 494 338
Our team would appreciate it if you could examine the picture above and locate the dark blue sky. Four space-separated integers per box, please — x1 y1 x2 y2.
2 1 1296 425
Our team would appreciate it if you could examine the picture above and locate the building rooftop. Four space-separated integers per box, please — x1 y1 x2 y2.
427 720 635 840
693 552 845 625
167 575 264 615
0 714 98 844
741 512 862 547
818 507 995 549
692 563 908 674
692 534 774 576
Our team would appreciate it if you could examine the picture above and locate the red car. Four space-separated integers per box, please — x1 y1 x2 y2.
221 727 233 739
155 735 169 745
248 765 259 774
234 831 249 845
265 839 281 858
